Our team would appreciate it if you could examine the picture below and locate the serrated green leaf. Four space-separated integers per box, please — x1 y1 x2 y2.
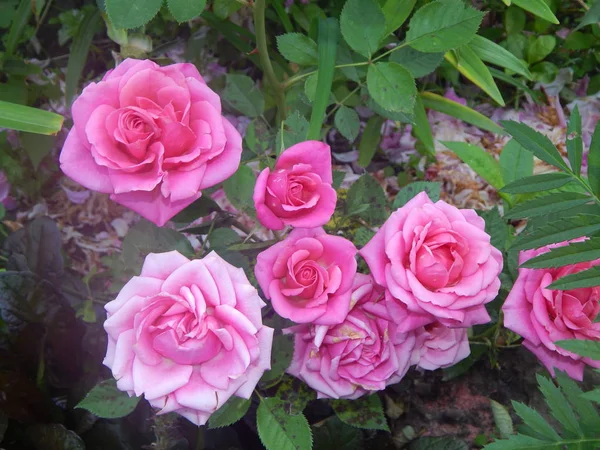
479 208 509 252
501 121 570 172
382 0 417 36
582 389 600 403
276 375 316 415
223 165 256 214
536 374 583 437
105 0 163 29
555 371 600 432
334 106 360 142
446 46 505 106
500 172 574 194
500 139 534 185
76 379 140 419
484 434 555 450
390 47 444 78
504 193 590 219
367 62 416 113
208 396 251 429
555 340 600 359
257 398 312 450
512 401 561 441
340 0 385 58
469 35 532 79
393 181 441 209
277 110 309 155
521 238 600 269
167 0 207 22
223 74 264 118
331 395 389 432
588 122 600 198
346 175 387 225
313 416 362 450
567 106 583 176
333 170 345 189
548 266 600 290
358 115 384 167
513 215 600 251
277 33 318 65
490 400 514 438
409 436 468 449
420 92 503 134
511 0 559 24
442 141 504 190
172 195 221 224
406 0 484 53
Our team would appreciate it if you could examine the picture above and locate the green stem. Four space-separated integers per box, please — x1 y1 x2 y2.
324 83 363 122
254 0 286 123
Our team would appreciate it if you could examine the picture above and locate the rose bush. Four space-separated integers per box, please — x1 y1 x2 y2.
253 141 337 230
60 58 242 226
255 227 357 325
503 241 600 381
103 250 273 425
360 192 503 332
285 274 415 399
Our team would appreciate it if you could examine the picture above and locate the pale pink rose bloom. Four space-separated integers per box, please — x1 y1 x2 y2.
253 141 337 230
360 192 503 332
503 241 600 381
103 250 274 425
285 274 415 399
60 58 242 227
255 227 357 325
411 322 470 370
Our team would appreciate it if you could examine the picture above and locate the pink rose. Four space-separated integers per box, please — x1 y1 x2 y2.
253 141 337 230
60 59 242 226
360 192 503 332
103 250 274 425
285 274 415 399
503 241 600 381
411 322 470 370
255 227 357 325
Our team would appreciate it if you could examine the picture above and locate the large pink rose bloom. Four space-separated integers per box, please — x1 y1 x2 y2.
60 59 242 226
360 192 503 332
255 227 357 325
103 250 273 425
285 274 415 399
253 141 337 230
503 242 600 381
411 322 470 370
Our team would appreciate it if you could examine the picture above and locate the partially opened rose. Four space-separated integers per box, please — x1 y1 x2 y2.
253 141 337 230
60 59 242 226
285 274 415 399
411 322 470 370
103 250 273 425
255 227 357 325
360 192 503 332
503 241 600 381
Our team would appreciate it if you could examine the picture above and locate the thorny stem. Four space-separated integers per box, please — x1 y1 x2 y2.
254 0 286 123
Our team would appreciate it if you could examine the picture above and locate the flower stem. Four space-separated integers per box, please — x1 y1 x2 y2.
254 0 286 123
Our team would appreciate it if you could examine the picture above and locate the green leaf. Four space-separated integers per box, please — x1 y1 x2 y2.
257 398 312 450
548 266 600 290
588 122 600 197
223 165 256 214
331 395 389 432
412 95 435 157
260 333 294 383
555 371 600 432
167 0 207 22
420 92 503 134
409 436 468 449
446 47 505 106
393 181 441 209
382 0 417 36
512 215 600 251
172 195 221 224
0 101 63 135
223 74 264 118
340 0 385 58
479 208 509 251
406 0 484 53
484 434 555 450
469 35 532 79
501 121 570 172
21 133 56 170
390 47 444 78
28 424 85 450
521 238 600 269
358 115 384 167
490 400 514 439
307 18 338 141
334 106 360 142
500 139 534 185
511 0 559 24
442 141 504 190
500 172 573 194
504 193 590 219
581 389 600 403
277 110 309 155
208 396 251 429
3 0 32 59
536 374 582 436
511 401 561 441
66 8 101 107
526 35 556 65
76 379 140 419
367 62 416 113
313 416 362 450
333 170 345 189
277 33 318 65
213 0 241 19
345 174 387 225
276 375 316 415
105 0 163 29
575 0 600 30
505 6 526 34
